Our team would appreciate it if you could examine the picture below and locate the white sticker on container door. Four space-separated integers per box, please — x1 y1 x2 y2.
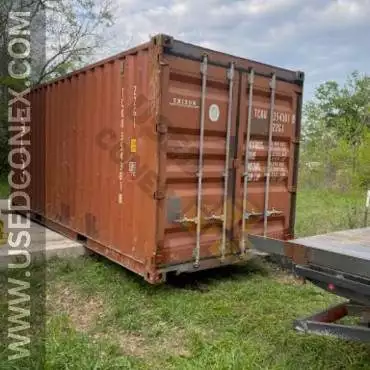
209 104 220 122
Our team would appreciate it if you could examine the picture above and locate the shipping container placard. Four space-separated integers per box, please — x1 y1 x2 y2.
130 138 137 153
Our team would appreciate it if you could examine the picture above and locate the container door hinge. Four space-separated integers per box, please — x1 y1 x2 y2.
120 61 125 76
156 123 167 134
154 190 165 200
288 186 297 193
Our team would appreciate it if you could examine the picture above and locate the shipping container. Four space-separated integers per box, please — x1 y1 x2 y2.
23 34 304 283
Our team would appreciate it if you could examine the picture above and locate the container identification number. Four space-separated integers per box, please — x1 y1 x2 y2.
253 108 291 133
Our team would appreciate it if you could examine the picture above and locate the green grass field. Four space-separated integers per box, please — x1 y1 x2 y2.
295 188 366 237
1 188 369 369
3 257 369 370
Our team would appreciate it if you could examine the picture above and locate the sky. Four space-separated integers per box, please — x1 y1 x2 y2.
103 0 370 101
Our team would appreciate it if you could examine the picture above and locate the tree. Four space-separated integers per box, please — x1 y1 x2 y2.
305 72 370 147
0 0 115 175
38 0 114 83
301 72 370 191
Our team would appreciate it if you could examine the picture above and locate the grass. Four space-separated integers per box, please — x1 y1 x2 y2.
0 175 9 198
1 188 369 369
3 258 369 370
295 188 366 237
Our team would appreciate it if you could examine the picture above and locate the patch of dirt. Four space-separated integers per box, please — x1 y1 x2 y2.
264 260 304 286
106 327 191 358
47 283 104 332
89 328 191 358
93 331 148 357
47 283 192 358
273 271 305 286
155 328 191 358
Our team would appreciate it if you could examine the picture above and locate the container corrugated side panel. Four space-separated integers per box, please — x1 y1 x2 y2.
29 44 159 279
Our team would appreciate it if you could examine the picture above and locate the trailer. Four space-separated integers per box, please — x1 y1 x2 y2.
250 227 370 342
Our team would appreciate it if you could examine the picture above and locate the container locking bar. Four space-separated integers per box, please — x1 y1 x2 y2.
194 55 208 268
174 216 198 224
220 62 235 262
206 214 224 222
240 69 255 254
263 73 276 237
244 208 283 220
175 214 224 224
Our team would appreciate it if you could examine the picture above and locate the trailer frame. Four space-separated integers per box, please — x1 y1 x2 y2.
294 301 370 343
293 264 370 342
248 228 370 342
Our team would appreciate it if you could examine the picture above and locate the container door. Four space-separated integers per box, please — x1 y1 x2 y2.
157 55 240 267
235 71 300 246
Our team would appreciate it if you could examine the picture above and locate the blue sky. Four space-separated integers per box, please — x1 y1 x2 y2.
104 0 370 101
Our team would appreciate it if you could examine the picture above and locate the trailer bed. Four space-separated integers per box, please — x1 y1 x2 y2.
290 228 370 280
249 227 370 281
293 227 370 262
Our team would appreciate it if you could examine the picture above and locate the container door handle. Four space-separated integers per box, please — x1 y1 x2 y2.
194 55 208 268
240 69 255 254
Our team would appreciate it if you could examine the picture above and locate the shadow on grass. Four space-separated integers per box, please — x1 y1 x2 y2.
164 258 269 291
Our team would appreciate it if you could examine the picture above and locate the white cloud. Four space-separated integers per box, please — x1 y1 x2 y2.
242 0 298 15
170 3 188 16
301 0 370 28
99 0 370 100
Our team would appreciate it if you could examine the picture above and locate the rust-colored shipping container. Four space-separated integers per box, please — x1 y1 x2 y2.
26 34 304 283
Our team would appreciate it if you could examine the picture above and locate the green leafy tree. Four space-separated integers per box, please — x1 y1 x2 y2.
0 0 115 175
37 0 114 83
301 72 370 192
305 72 370 147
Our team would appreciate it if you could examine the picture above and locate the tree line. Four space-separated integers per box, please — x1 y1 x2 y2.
300 72 370 193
